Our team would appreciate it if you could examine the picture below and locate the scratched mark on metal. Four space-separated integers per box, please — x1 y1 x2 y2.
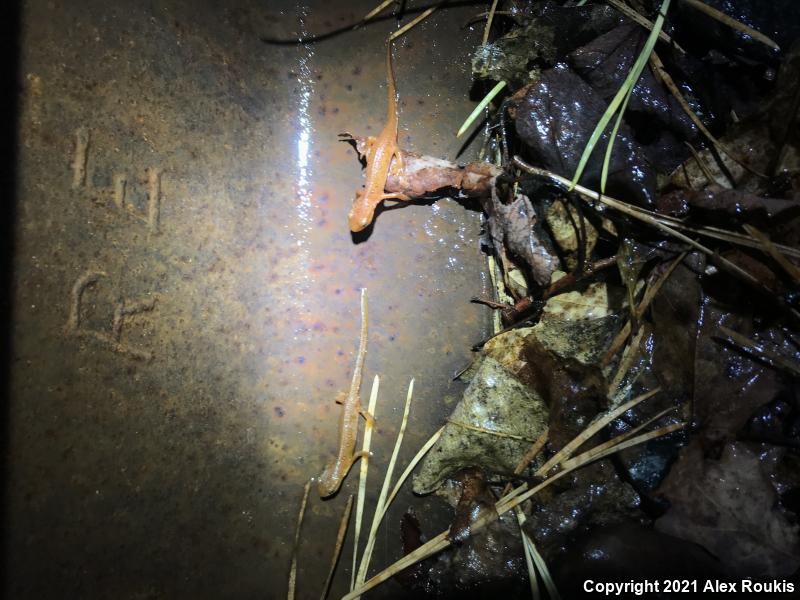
8 0 489 597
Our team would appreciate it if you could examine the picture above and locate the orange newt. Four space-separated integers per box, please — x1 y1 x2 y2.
318 289 374 498
347 42 410 232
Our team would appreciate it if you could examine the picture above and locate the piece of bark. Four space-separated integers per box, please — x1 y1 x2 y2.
349 136 501 199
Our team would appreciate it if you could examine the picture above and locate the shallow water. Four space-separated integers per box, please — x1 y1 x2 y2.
7 1 489 597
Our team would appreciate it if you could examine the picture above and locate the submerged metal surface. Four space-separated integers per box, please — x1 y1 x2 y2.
7 1 488 597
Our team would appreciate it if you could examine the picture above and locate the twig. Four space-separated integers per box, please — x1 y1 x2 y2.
287 480 312 600
320 494 354 600
513 430 549 477
544 256 619 299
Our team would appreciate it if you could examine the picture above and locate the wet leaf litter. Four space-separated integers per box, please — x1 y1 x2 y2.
269 1 800 597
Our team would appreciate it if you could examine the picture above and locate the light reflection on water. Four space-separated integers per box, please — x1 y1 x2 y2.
292 4 315 303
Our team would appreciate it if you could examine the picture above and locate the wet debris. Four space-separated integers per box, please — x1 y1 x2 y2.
412 355 549 495
655 441 800 579
480 185 559 288
510 63 657 206
471 0 623 86
333 0 800 594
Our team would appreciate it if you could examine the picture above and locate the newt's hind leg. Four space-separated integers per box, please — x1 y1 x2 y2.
345 450 370 474
392 145 404 172
381 192 411 202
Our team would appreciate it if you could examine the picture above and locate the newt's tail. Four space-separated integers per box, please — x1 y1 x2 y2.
385 40 397 126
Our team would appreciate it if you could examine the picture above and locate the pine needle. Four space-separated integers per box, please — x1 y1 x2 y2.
383 425 444 512
342 395 685 600
356 379 415 592
558 422 684 472
320 494 354 600
513 430 549 477
650 50 766 178
515 510 541 600
681 0 780 51
607 326 647 401
538 389 660 475
606 0 684 52
287 480 312 600
527 533 560 600
351 374 380 591
570 0 671 191
343 531 451 600
667 221 800 259
612 406 680 445
743 224 800 284
389 5 440 41
515 157 769 288
601 252 687 367
361 0 395 26
684 141 725 187
718 326 800 378
543 171 798 258
514 498 560 600
482 0 500 45
457 80 507 138
446 418 541 442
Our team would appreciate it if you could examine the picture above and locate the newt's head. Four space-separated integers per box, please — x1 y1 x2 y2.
317 464 341 498
348 190 375 233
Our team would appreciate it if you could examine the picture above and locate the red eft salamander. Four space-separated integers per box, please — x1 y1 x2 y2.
318 289 373 498
347 42 410 232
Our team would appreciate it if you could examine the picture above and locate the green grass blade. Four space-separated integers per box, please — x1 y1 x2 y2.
570 0 671 190
600 85 633 193
456 80 507 138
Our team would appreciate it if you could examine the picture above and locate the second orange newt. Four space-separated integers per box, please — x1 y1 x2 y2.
317 289 374 498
